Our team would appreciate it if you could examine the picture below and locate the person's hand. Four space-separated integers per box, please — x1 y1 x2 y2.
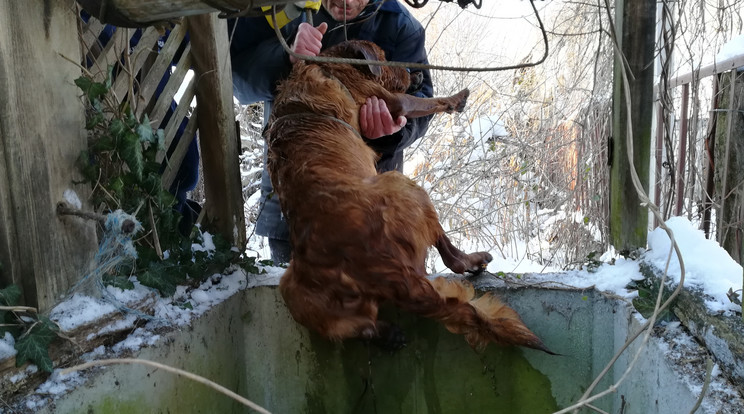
289 22 328 64
360 97 407 139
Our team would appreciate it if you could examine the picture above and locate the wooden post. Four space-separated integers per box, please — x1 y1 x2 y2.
186 13 246 247
0 2 97 310
609 0 655 252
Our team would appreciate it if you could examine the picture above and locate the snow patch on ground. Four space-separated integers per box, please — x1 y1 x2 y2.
655 321 743 414
50 294 119 331
0 332 17 361
480 217 742 315
645 216 742 314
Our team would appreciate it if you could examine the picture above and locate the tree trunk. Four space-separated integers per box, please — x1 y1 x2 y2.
714 71 744 264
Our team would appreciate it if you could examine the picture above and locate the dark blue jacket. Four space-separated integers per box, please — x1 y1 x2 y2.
229 0 432 240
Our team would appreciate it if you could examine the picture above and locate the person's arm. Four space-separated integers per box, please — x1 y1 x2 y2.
363 25 433 156
228 18 295 104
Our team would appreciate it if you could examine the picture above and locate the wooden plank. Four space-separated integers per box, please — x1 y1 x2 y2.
90 26 129 82
714 71 744 264
162 113 199 190
80 16 105 63
148 44 193 128
133 22 187 119
111 25 161 103
653 101 663 228
186 13 245 246
674 84 689 216
78 0 299 26
0 1 97 309
0 294 156 397
161 78 196 153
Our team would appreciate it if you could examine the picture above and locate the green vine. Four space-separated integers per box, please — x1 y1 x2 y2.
0 285 58 372
625 264 678 323
75 67 263 294
75 66 259 297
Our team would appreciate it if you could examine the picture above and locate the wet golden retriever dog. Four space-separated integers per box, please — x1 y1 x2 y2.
266 40 550 352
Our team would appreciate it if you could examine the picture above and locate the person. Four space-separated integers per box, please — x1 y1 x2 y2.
229 0 433 263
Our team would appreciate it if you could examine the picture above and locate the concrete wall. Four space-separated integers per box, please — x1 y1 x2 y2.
21 281 741 413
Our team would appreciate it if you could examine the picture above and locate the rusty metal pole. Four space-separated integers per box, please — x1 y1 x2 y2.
654 101 664 227
674 83 689 216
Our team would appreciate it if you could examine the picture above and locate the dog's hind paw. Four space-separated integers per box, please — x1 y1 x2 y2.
466 251 493 275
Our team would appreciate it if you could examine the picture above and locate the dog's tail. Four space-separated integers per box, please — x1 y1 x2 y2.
398 276 554 354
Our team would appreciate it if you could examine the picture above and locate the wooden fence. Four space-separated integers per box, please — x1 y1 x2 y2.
0 1 244 311
77 9 247 287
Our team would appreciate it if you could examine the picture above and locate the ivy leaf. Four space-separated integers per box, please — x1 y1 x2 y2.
15 317 59 373
120 132 144 181
104 65 114 89
85 112 105 130
109 118 128 140
0 285 23 332
137 115 155 147
110 174 125 191
178 301 193 310
0 284 22 306
74 76 108 103
139 265 178 296
239 256 261 274
627 277 675 322
154 129 165 151
102 274 135 290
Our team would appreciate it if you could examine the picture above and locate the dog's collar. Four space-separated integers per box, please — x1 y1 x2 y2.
268 112 362 141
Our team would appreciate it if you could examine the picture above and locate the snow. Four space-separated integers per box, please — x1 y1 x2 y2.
716 34 744 62
62 189 82 210
646 217 742 313
191 231 215 253
476 217 742 312
111 328 160 353
50 294 119 331
469 114 508 141
0 332 16 361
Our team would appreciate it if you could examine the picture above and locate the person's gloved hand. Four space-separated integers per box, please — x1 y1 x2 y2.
289 22 328 64
360 96 407 139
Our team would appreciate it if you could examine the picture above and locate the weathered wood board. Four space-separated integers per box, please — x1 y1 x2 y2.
0 1 97 310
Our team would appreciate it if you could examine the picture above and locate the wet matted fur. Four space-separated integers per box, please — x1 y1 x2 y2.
266 40 551 353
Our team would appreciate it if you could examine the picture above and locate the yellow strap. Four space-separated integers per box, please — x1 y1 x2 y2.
262 1 322 29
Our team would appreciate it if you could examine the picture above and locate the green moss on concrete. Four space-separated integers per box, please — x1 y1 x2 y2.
300 308 558 414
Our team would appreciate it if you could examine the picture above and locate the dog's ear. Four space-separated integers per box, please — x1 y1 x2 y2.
348 42 382 78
